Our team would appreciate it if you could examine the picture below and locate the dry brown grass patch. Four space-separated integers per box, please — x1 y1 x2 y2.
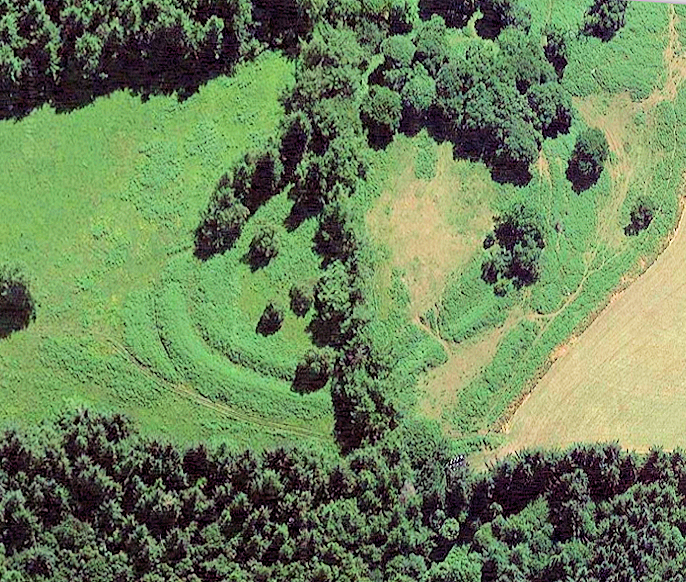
367 142 493 318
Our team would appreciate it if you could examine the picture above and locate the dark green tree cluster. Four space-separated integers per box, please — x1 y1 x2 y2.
361 6 572 184
435 28 571 184
566 127 610 193
0 410 437 582
7 412 686 581
455 444 686 581
481 204 545 294
0 0 276 117
0 267 36 338
584 0 628 42
418 0 528 39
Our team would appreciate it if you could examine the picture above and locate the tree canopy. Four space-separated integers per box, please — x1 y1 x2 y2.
567 127 610 192
2 412 686 580
482 204 545 294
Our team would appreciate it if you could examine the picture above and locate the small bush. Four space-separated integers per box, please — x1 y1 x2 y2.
292 349 334 394
257 302 284 336
0 269 36 338
248 226 280 269
290 282 314 317
625 199 656 236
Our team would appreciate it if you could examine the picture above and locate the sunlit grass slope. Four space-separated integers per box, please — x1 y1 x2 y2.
0 52 334 450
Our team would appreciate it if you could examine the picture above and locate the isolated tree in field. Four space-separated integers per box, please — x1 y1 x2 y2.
0 269 36 338
257 301 284 335
482 204 545 293
290 282 314 317
625 198 656 236
248 226 279 269
566 127 609 192
584 0 628 41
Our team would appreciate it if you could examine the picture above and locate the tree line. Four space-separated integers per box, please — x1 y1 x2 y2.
2 410 686 581
0 0 317 118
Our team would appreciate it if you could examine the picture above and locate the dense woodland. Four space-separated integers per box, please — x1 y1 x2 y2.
2 410 686 581
3 0 680 579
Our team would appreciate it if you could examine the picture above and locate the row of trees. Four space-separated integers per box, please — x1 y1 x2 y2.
0 0 322 118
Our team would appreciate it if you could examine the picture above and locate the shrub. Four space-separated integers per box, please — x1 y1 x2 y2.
0 268 36 338
248 226 280 269
290 282 314 317
292 349 334 394
257 302 284 336
625 198 657 236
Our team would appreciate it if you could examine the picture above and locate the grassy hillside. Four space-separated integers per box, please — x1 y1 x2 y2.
365 1 686 453
0 52 335 451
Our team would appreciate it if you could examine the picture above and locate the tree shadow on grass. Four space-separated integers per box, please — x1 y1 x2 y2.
0 280 36 339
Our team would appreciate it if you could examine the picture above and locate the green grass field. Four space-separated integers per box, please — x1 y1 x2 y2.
3 0 685 460
0 51 336 452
